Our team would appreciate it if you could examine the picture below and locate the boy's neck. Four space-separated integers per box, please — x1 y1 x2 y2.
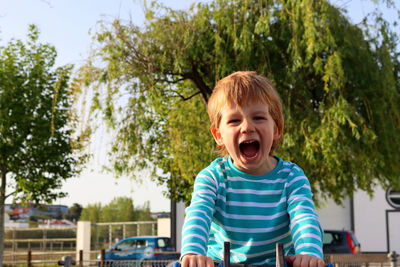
230 155 279 176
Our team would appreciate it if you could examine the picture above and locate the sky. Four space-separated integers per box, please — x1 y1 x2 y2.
0 0 398 212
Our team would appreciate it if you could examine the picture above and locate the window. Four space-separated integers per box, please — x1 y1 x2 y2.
136 239 147 249
157 238 170 248
323 232 334 245
323 232 342 245
115 240 136 251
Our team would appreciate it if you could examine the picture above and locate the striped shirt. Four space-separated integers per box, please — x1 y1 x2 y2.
181 156 323 265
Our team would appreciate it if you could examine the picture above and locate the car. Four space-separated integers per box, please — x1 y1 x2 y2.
97 236 180 266
323 230 361 254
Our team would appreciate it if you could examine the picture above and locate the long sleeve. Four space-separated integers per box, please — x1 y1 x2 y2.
181 168 218 257
180 157 323 264
286 167 323 259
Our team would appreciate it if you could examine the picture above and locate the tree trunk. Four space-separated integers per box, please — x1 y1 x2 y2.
0 166 7 267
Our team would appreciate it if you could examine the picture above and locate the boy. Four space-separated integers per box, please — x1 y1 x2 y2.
180 71 324 267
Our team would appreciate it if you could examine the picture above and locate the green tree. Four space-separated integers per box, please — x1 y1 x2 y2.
75 0 400 204
134 201 153 221
79 197 153 223
0 25 82 262
101 197 136 222
63 203 83 222
79 202 102 222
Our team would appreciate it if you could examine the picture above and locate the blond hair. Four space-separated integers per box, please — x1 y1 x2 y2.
207 71 284 156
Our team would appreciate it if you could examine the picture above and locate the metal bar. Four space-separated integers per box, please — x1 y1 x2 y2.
79 250 83 267
94 221 156 226
100 249 105 267
3 251 76 256
276 242 285 267
5 227 76 231
224 241 230 267
109 225 112 248
4 238 76 242
27 250 32 267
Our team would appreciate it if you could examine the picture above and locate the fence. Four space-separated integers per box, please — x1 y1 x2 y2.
324 253 399 267
3 249 178 266
4 227 77 253
3 251 398 267
3 221 159 265
92 221 157 250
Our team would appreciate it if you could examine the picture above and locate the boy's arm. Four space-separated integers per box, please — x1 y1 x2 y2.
181 169 218 260
286 168 324 260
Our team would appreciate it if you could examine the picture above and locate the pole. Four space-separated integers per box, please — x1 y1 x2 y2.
79 250 83 267
276 243 285 267
171 201 177 251
100 249 105 267
224 242 230 267
27 250 32 267
388 251 398 267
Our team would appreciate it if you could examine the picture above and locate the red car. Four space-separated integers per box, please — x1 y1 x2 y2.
323 230 361 254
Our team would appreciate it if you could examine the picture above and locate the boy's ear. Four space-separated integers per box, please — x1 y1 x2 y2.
273 125 283 140
210 126 223 145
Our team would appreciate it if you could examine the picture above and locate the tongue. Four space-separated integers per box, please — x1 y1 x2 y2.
241 142 258 158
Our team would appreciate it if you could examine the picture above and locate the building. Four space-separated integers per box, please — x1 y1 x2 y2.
6 203 69 222
4 213 29 228
38 219 76 228
317 186 400 254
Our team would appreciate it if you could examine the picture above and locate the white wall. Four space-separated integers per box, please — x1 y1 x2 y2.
353 186 391 253
387 211 400 254
76 221 91 265
4 213 29 228
176 202 186 252
316 197 352 231
157 218 171 237
316 186 400 254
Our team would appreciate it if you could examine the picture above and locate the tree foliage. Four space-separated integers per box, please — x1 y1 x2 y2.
0 25 82 262
79 197 153 222
63 203 83 221
75 0 400 205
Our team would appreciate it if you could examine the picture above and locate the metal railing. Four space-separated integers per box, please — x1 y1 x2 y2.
4 226 77 252
92 221 157 250
325 252 399 267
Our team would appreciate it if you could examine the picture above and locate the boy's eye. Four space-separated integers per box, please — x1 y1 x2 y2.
254 116 265 120
228 119 240 124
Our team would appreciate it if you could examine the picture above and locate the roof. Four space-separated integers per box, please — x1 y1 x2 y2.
123 236 170 240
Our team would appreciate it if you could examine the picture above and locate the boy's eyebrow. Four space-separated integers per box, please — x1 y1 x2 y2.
250 107 270 113
253 110 270 115
223 111 240 117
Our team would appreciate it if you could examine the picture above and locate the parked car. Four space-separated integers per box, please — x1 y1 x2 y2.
323 230 361 254
97 236 180 266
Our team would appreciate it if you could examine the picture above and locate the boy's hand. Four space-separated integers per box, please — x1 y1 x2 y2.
285 255 325 267
181 254 214 267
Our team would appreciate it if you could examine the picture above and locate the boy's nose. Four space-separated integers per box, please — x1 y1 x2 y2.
241 119 255 133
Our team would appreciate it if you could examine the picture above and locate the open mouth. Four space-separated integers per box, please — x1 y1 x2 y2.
239 140 260 159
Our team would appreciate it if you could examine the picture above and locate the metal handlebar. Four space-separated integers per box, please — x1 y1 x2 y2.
176 242 334 267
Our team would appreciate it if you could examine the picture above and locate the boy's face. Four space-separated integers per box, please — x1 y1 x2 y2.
211 101 281 175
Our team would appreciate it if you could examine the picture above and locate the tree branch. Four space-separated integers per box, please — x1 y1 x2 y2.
5 191 16 199
173 91 201 101
183 69 212 103
154 76 186 84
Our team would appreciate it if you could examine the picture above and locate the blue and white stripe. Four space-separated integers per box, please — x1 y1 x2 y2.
181 156 323 265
